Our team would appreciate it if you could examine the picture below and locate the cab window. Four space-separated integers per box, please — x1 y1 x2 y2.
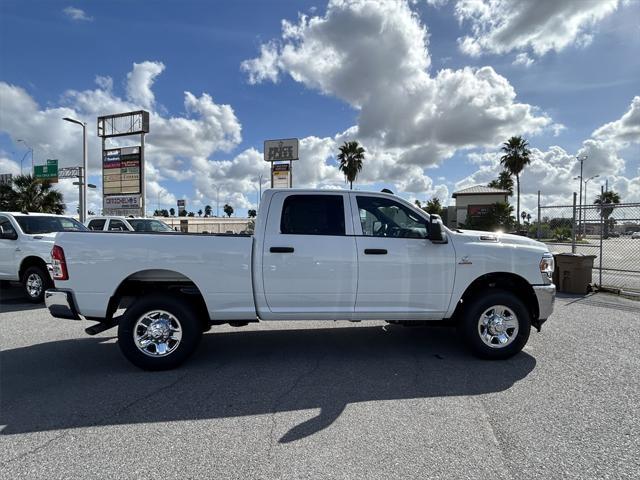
108 219 128 231
356 196 428 238
280 195 345 236
87 219 106 230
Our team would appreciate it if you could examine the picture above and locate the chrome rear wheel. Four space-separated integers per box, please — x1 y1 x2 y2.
134 310 183 357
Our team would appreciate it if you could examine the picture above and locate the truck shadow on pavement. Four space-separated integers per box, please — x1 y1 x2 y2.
1 325 536 442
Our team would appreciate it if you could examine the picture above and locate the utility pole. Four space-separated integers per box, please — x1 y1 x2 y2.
215 185 222 217
583 175 599 237
63 117 88 222
17 140 34 174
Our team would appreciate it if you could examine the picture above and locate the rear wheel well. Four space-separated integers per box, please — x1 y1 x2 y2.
109 271 210 331
453 272 539 324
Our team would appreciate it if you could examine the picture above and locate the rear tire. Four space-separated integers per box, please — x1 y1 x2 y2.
460 289 531 360
118 294 203 370
22 265 52 303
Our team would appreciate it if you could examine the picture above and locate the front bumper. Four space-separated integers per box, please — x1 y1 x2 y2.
533 284 556 320
45 289 81 320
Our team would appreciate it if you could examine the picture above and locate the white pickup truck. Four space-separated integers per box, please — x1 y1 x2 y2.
45 189 556 370
0 212 87 302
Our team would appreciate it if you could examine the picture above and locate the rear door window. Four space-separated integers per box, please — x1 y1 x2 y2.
280 195 345 236
108 219 128 231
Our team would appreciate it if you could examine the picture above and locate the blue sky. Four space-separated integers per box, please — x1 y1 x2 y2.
1 0 639 216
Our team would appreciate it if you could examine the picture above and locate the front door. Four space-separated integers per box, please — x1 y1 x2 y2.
350 194 455 320
261 192 357 319
0 215 19 280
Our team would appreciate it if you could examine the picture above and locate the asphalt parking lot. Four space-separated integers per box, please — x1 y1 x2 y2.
1 286 639 480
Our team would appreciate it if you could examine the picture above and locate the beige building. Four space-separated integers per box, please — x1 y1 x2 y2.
451 186 510 228
157 216 252 234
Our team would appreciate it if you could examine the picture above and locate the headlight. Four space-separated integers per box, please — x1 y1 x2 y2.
539 253 554 278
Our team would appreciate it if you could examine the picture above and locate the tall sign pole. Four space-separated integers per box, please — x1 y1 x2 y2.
264 138 299 189
97 111 150 217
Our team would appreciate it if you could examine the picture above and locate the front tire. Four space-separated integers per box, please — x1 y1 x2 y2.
461 290 531 360
118 295 203 370
22 265 52 303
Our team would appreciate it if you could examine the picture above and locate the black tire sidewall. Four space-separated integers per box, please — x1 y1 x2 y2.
22 265 51 303
118 295 202 370
461 290 531 360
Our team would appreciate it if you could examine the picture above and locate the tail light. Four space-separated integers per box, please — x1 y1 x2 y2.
51 245 68 280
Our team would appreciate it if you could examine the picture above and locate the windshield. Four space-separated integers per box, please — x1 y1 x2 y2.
15 216 87 234
127 219 174 232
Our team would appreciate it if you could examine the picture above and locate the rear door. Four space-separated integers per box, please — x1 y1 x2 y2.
350 194 455 320
261 192 357 319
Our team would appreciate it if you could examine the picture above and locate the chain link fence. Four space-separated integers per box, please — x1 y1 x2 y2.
537 199 640 294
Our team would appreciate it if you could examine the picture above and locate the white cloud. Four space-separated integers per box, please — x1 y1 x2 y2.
242 0 553 172
512 52 533 68
0 156 21 176
126 61 165 109
455 0 621 57
63 6 93 22
592 96 640 146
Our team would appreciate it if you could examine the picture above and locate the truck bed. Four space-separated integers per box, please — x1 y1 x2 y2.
54 231 255 320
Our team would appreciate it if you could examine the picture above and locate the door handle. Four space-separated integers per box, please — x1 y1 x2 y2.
364 248 387 255
270 246 294 253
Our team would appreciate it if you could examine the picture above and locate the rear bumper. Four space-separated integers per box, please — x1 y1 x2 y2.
533 284 556 320
45 289 81 320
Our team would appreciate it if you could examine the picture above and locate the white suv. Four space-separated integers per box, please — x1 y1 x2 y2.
85 216 175 233
0 212 86 302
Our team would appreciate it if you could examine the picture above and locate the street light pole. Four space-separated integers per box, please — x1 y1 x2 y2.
63 117 88 222
582 174 600 237
17 140 33 174
576 155 587 239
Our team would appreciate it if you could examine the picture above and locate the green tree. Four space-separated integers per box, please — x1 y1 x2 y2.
223 203 233 218
179 209 187 217
248 209 257 218
198 209 203 217
0 174 65 213
187 211 195 217
487 170 514 196
204 205 212 217
594 190 621 238
337 140 365 189
169 207 175 217
500 136 531 224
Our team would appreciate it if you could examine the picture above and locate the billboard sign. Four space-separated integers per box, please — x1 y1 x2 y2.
177 199 186 214
264 138 299 162
102 147 141 196
103 194 142 215
0 173 13 185
34 159 58 182
272 163 290 188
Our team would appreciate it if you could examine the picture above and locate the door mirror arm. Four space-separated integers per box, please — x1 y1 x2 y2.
427 215 447 244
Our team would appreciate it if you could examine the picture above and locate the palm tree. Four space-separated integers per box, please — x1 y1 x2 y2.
248 209 257 218
223 204 233 218
198 209 203 217
204 205 212 217
337 141 365 189
500 136 531 224
594 190 621 238
488 170 514 196
0 174 65 213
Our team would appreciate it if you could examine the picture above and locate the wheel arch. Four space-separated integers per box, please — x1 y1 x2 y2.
452 272 539 324
19 255 48 280
108 269 211 330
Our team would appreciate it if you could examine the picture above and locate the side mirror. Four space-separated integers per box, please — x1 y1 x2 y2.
428 215 446 243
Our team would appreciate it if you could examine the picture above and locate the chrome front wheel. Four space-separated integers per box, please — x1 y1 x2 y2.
133 310 183 357
477 305 519 348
